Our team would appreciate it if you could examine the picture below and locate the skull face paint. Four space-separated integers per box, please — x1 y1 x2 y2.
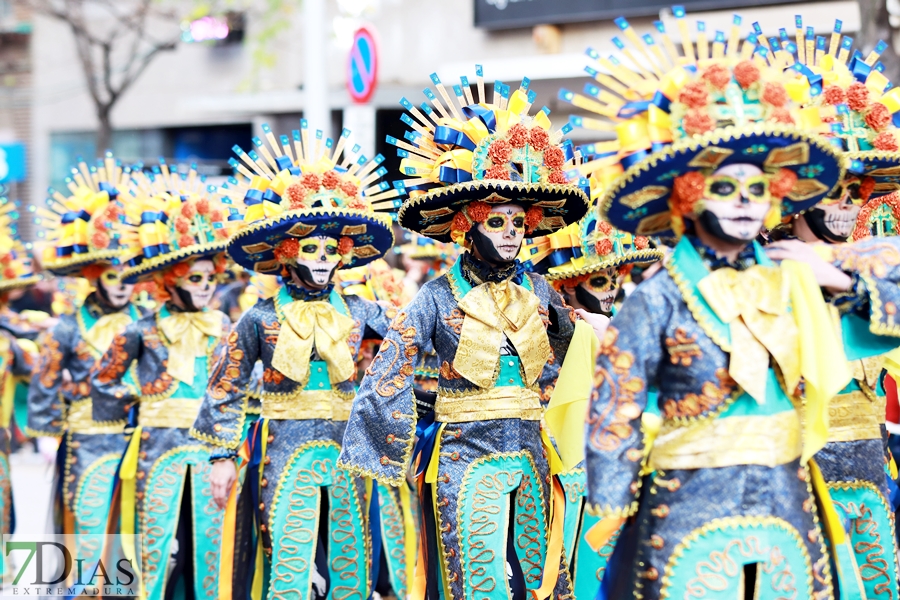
175 259 217 310
574 267 622 316
693 163 772 244
470 204 526 265
96 266 134 309
293 236 340 288
803 176 865 243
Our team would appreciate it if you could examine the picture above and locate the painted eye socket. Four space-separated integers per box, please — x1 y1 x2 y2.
709 180 736 197
511 217 525 230
324 245 338 255
301 244 318 254
748 182 765 196
486 216 506 229
588 276 610 290
101 271 120 283
188 274 203 284
823 181 865 206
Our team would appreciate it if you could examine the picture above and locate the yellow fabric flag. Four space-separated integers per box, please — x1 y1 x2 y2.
545 319 599 471
781 260 852 462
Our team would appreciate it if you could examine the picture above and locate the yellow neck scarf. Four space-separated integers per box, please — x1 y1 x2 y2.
84 312 132 355
158 311 222 385
453 279 550 389
272 300 356 385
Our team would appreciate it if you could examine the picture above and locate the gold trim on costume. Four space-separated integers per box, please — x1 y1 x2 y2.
648 411 802 470
434 388 542 423
68 399 125 435
139 397 201 429
260 389 354 421
826 390 882 443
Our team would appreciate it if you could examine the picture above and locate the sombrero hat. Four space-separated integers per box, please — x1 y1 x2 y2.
0 199 40 293
224 122 396 274
387 69 591 244
33 152 132 277
560 9 845 236
119 162 242 283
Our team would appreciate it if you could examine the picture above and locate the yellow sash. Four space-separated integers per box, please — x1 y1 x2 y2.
158 311 222 385
272 300 356 385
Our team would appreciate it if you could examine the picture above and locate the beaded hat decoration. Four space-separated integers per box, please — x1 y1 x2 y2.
32 152 132 277
387 68 591 244
223 121 396 274
560 7 844 236
119 161 241 283
770 18 900 200
0 199 39 293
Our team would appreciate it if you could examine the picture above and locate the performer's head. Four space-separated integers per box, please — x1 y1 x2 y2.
791 175 872 244
81 264 134 309
157 256 224 312
273 234 355 291
557 265 625 316
450 200 544 268
672 162 793 248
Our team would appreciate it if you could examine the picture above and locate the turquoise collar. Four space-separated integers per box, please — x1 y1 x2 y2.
667 237 771 351
275 285 349 319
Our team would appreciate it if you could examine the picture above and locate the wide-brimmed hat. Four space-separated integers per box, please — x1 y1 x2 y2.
119 162 242 283
386 69 591 243
561 9 844 236
34 152 132 277
223 122 396 274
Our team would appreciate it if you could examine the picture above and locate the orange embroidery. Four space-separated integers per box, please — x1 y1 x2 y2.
37 332 63 388
661 369 736 420
262 367 285 386
587 326 644 452
443 309 464 335
208 330 245 400
834 241 900 279
95 333 130 385
665 327 702 366
141 371 174 395
439 361 461 380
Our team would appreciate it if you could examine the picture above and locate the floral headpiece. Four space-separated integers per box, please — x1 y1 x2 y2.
561 8 844 236
386 68 590 243
223 121 396 274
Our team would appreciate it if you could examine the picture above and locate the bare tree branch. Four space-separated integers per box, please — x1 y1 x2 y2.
27 0 185 148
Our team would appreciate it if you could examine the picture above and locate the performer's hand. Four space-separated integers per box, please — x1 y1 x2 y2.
575 309 610 342
210 459 237 510
765 240 852 294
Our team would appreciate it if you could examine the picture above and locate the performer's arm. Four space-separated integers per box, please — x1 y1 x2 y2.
26 321 73 437
90 323 142 424
337 287 436 487
191 308 260 451
585 288 664 517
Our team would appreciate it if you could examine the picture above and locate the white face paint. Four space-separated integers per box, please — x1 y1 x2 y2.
474 203 527 263
177 259 217 309
97 266 134 309
695 163 772 242
818 177 865 239
293 236 340 288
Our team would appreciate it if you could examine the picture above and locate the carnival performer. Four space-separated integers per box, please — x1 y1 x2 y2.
337 70 608 599
522 212 661 598
0 198 41 580
759 35 900 595
90 163 235 600
557 9 900 598
191 123 399 600
26 155 143 578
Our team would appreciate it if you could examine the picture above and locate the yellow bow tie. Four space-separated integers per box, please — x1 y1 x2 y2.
454 280 550 389
158 311 223 385
84 312 132 355
272 300 356 386
697 265 801 404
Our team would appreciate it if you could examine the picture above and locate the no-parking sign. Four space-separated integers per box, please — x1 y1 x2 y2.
347 26 378 104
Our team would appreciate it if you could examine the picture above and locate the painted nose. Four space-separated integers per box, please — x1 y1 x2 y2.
739 194 750 205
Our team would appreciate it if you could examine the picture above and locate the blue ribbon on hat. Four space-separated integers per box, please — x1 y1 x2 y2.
98 182 119 199
61 210 90 224
437 166 473 184
790 63 823 95
617 101 651 119
548 247 583 268
848 56 872 83
434 126 476 150
140 211 168 225
652 90 671 112
243 189 264 205
461 104 497 133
